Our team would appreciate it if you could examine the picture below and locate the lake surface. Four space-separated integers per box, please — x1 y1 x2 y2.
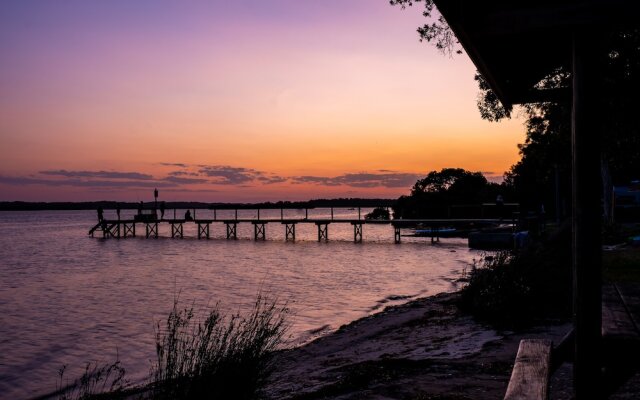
0 209 482 399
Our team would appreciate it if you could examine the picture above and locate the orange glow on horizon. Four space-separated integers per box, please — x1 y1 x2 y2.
0 1 527 202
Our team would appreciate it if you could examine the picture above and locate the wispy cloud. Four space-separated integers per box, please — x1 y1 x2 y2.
198 165 262 185
0 175 176 188
256 175 288 184
1 165 424 194
162 176 209 185
291 172 420 188
168 170 200 177
40 169 154 180
158 162 189 168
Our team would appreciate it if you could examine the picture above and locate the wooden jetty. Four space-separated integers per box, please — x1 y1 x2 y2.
89 206 504 243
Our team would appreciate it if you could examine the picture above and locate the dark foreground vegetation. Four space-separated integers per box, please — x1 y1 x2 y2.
458 221 640 328
458 223 573 328
55 295 288 400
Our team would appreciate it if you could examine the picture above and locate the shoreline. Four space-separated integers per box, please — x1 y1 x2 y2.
264 291 572 400
28 291 573 400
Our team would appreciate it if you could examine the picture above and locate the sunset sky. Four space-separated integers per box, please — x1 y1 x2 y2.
0 0 525 202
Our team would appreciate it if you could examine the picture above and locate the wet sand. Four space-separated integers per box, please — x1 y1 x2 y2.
264 292 572 400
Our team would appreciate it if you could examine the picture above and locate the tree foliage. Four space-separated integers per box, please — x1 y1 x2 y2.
394 168 504 219
389 0 461 56
392 2 640 220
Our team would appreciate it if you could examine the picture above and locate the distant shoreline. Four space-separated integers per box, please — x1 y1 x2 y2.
0 199 396 211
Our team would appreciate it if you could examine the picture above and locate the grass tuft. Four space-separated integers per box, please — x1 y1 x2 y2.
151 293 289 399
56 360 128 400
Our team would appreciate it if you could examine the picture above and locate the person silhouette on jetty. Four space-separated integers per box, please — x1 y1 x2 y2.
97 206 104 222
184 209 193 221
116 204 121 221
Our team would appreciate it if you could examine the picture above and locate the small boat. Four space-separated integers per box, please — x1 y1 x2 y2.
413 227 458 237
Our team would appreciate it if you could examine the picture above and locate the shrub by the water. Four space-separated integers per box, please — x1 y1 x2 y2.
151 294 289 399
459 223 572 327
365 207 390 220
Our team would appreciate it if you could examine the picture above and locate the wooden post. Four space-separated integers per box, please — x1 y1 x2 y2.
235 209 238 220
572 30 602 399
358 207 361 220
214 208 217 221
285 223 296 241
331 207 334 220
174 209 176 219
254 223 266 241
198 223 209 239
317 223 328 242
257 208 260 220
171 223 183 239
281 208 284 221
353 223 363 243
305 208 308 220
226 223 237 240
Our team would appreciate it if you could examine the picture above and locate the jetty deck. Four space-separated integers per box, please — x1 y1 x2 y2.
89 207 507 243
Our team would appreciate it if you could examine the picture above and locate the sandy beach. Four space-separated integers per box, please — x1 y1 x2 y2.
265 292 572 400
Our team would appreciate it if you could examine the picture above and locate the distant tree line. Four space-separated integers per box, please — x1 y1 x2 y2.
0 198 397 211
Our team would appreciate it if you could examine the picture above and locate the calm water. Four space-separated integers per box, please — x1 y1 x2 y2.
0 210 481 399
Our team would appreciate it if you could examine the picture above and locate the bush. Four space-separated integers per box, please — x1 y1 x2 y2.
151 294 289 399
458 223 572 327
365 207 390 220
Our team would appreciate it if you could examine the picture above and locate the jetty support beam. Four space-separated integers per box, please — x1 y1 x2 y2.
108 223 120 239
123 223 135 238
226 223 237 240
317 223 329 242
146 222 158 239
171 223 183 239
198 223 210 239
253 223 266 241
285 223 296 242
353 223 363 243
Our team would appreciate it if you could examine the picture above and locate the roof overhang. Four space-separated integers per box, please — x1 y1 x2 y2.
432 0 640 108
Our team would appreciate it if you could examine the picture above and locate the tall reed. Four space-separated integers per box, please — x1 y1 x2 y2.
151 293 289 399
56 360 128 400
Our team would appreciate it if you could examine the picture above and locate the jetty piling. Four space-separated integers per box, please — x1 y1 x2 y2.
317 222 329 242
226 222 237 240
284 223 296 241
145 222 158 239
197 222 210 239
171 222 184 239
353 223 363 243
253 222 266 241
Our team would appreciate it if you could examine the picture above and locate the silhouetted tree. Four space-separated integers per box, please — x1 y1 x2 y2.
394 168 503 218
391 1 640 222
